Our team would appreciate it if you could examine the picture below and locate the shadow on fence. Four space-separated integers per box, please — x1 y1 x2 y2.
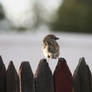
0 56 92 92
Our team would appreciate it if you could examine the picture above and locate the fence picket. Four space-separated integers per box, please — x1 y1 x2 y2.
73 57 92 92
0 56 91 92
7 61 20 92
19 62 35 92
53 58 73 92
0 56 6 92
35 59 54 92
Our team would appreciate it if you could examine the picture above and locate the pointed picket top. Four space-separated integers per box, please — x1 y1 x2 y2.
35 59 52 77
0 56 6 92
35 58 54 92
73 57 86 78
19 62 35 92
7 61 14 70
79 57 86 66
0 56 6 71
53 57 73 92
35 59 48 77
73 57 88 78
7 61 19 92
73 57 92 92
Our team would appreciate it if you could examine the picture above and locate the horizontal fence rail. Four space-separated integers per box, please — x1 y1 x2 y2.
0 56 92 92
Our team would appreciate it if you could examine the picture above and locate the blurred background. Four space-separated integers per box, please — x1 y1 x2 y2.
0 0 92 74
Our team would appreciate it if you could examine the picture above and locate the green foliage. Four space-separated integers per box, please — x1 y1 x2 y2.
51 0 92 33
0 4 5 20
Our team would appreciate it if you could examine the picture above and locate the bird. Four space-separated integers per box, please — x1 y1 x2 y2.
42 34 60 60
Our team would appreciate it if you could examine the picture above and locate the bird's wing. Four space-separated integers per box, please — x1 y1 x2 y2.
47 40 59 53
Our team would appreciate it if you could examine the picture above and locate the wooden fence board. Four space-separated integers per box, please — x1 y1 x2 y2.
0 56 91 92
53 58 73 92
35 59 54 92
7 61 20 92
19 62 35 92
0 56 6 92
73 57 92 92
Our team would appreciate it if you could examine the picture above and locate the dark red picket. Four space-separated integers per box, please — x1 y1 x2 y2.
53 58 73 92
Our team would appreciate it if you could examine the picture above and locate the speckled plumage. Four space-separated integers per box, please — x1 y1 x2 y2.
42 34 60 59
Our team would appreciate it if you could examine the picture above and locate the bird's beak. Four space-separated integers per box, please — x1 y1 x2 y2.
55 37 59 40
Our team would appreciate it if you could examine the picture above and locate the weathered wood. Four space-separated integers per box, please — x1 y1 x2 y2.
73 57 92 92
19 62 35 92
53 58 73 92
0 56 92 92
91 73 92 92
0 56 6 92
7 61 19 92
35 59 54 92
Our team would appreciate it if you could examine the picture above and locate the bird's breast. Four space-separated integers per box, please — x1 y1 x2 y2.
42 45 50 58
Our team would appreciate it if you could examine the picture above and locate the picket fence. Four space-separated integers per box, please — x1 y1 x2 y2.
0 56 92 92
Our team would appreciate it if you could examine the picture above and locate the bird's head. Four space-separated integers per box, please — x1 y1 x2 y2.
45 34 59 40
